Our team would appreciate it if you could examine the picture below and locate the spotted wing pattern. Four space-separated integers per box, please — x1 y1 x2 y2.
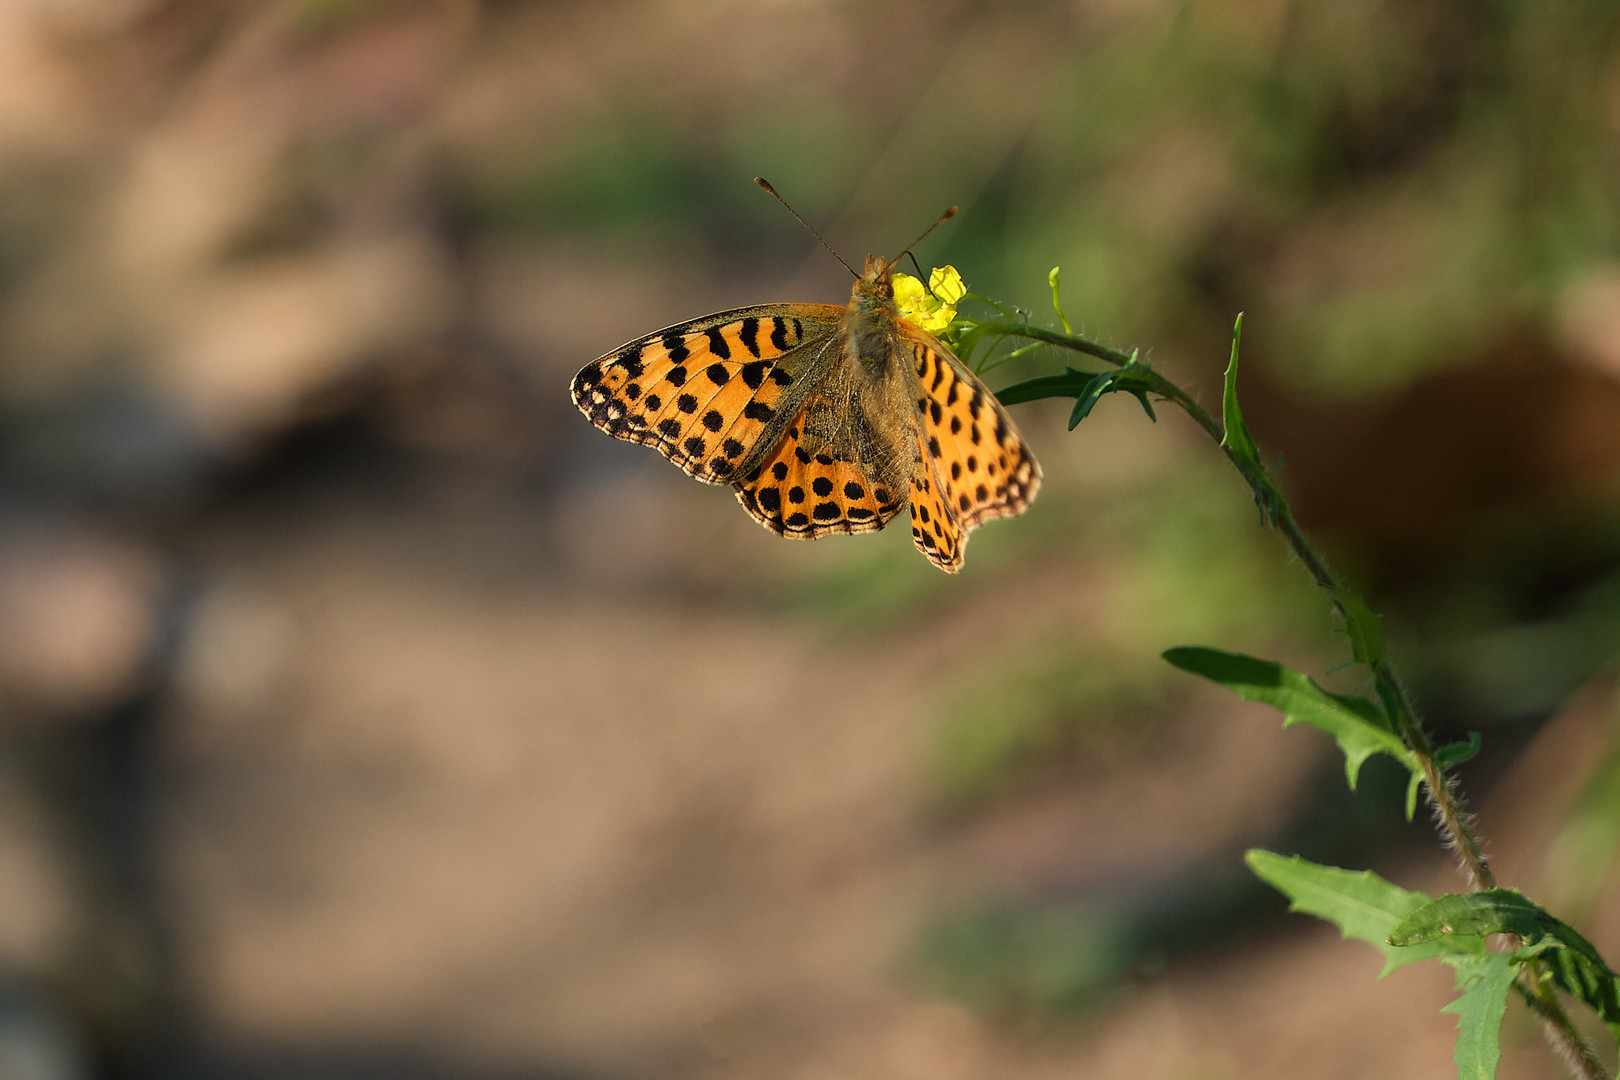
571 306 842 482
734 418 907 538
571 268 1042 573
905 331 1042 572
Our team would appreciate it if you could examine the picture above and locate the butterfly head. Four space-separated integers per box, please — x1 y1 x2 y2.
852 255 897 311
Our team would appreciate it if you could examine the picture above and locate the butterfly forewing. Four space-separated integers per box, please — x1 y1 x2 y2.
907 430 964 570
571 305 843 482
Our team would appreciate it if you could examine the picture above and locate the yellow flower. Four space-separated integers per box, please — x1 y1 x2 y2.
893 265 966 333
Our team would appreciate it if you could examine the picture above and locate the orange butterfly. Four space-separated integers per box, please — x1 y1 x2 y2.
570 185 1040 573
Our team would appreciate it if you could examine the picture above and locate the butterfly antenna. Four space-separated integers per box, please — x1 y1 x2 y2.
755 177 859 279
889 205 958 265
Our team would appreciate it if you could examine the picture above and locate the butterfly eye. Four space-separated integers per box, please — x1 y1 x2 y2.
876 281 893 300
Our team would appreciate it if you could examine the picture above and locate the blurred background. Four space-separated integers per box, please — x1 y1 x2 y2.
1 1 1619 1077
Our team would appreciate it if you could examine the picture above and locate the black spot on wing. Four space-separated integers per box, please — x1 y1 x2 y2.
618 345 645 379
663 333 689 364
740 360 769 390
705 327 731 360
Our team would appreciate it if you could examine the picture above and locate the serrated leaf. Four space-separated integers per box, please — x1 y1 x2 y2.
1441 952 1518 1080
1219 313 1260 469
1392 890 1620 1035
1245 851 1475 975
1164 647 1412 789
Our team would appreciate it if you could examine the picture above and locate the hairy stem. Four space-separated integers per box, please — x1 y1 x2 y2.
988 319 1608 1080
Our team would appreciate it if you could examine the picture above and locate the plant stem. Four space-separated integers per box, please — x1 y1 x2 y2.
988 320 1608 1080
988 319 1491 878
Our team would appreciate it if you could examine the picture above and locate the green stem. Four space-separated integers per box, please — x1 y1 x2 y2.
987 319 1607 1080
988 319 1493 881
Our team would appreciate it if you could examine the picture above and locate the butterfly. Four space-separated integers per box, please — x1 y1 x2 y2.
570 191 1040 573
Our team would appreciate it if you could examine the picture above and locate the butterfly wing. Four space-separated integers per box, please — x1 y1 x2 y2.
901 325 1042 572
732 391 909 538
572 305 844 482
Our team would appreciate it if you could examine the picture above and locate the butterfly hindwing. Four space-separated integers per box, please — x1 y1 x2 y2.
571 305 843 482
905 329 1042 572
734 412 907 539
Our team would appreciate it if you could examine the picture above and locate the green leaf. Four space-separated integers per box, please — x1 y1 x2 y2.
1391 890 1620 1037
1391 890 1585 951
1067 371 1115 428
1245 851 1473 975
1065 354 1158 428
1441 952 1518 1080
1330 588 1390 670
995 368 1094 407
1434 732 1483 768
1164 647 1412 789
1219 313 1260 470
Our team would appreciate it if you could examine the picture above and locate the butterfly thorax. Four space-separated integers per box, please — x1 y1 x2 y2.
847 255 900 374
